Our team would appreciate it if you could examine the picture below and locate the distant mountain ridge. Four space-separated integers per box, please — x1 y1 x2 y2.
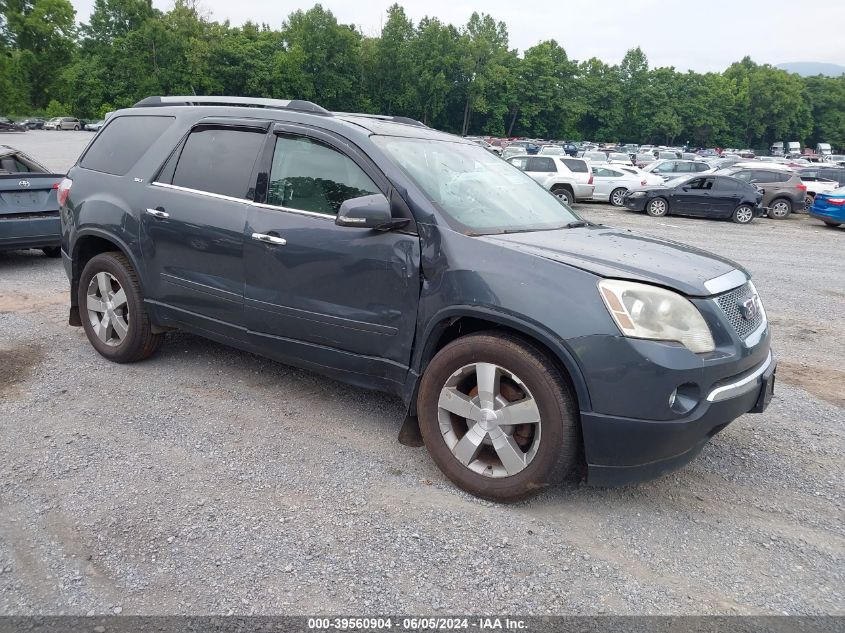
776 62 845 77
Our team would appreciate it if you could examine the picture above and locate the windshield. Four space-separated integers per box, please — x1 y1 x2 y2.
373 136 581 234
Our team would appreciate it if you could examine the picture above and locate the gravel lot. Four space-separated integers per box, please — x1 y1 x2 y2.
1 131 843 616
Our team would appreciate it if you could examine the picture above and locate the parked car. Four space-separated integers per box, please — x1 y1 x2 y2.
501 146 526 160
798 165 845 186
44 117 82 131
538 144 565 156
590 165 661 206
606 152 633 166
507 155 594 205
808 186 845 227
562 142 579 157
0 145 63 255
83 119 104 133
717 166 807 219
623 174 764 224
581 151 608 164
467 137 500 155
0 117 26 132
796 171 840 210
60 95 775 501
643 159 711 181
507 140 539 155
18 118 45 130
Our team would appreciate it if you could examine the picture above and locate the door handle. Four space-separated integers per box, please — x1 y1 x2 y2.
146 208 169 219
252 232 287 246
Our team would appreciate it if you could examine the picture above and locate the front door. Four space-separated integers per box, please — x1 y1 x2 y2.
140 122 268 339
244 127 420 389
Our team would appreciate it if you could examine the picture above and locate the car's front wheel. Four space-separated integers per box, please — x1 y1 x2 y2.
646 197 669 217
732 204 754 224
610 188 627 207
78 252 164 363
417 332 580 502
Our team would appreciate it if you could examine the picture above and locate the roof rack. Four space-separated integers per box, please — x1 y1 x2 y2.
132 96 330 115
334 112 428 128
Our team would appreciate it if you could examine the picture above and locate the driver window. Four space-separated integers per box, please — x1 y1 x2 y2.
267 135 380 215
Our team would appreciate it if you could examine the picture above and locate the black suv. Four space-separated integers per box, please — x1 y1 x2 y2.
60 96 776 501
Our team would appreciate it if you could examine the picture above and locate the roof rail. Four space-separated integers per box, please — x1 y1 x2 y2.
133 96 330 115
334 112 428 128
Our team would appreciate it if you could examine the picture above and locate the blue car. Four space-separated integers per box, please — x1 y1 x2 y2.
809 186 845 227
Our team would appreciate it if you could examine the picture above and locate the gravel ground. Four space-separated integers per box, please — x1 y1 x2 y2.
0 132 843 616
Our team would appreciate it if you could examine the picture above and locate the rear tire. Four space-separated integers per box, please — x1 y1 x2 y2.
769 198 792 219
732 204 754 224
550 185 573 206
804 194 814 211
646 197 669 217
823 220 841 227
610 188 627 207
41 247 61 258
77 252 164 363
417 332 580 502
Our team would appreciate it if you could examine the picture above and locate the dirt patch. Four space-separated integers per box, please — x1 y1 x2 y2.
0 289 66 314
0 343 44 397
776 360 845 408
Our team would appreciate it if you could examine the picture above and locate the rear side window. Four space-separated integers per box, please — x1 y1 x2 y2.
80 116 174 176
561 159 588 173
526 157 556 172
171 127 265 199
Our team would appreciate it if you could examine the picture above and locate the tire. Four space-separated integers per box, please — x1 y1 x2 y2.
417 332 580 502
77 251 164 363
41 246 61 258
73 125 80 131
823 220 842 227
768 198 792 219
646 197 669 217
550 186 573 206
804 194 814 211
609 188 627 207
732 204 754 224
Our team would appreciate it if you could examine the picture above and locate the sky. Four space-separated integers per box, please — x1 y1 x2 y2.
69 0 845 73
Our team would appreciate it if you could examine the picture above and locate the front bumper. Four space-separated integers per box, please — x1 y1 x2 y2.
622 195 649 211
583 352 776 486
0 215 61 250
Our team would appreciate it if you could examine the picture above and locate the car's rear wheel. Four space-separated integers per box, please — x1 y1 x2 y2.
732 204 754 224
550 185 573 206
417 332 580 502
769 198 792 219
78 252 164 363
804 194 814 211
646 197 669 217
41 247 61 258
610 188 627 207
73 125 80 131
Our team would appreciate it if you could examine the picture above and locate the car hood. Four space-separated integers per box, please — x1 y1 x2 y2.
479 225 746 297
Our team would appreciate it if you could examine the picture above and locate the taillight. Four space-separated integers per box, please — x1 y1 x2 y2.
57 178 72 207
796 183 807 191
829 198 845 206
588 173 594 185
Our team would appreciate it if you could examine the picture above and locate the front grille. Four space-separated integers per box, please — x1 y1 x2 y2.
715 283 764 339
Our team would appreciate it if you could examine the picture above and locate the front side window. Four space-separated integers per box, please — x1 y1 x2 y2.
561 159 588 173
373 136 581 235
266 135 380 215
171 127 265 199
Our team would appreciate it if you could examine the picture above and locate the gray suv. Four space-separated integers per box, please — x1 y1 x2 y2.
719 167 806 219
59 96 775 501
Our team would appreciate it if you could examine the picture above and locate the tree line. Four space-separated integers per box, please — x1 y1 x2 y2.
1 0 844 149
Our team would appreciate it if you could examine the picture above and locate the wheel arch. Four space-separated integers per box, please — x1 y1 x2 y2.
406 307 592 418
70 229 145 317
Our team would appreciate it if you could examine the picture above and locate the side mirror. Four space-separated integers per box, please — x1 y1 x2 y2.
335 193 409 231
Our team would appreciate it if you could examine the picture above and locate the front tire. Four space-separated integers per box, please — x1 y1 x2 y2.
77 252 164 363
646 197 669 217
823 220 842 227
732 204 754 224
769 198 792 219
417 332 580 502
610 188 627 207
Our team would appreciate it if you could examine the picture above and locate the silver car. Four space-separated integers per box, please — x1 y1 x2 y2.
507 155 595 204
591 165 663 206
44 117 82 131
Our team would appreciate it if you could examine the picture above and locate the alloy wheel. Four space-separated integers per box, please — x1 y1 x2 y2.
770 201 790 218
86 272 129 347
648 199 667 216
735 206 753 223
554 189 571 205
437 362 542 478
611 189 626 206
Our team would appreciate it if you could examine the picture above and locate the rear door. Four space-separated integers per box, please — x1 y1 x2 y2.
243 125 420 389
141 120 268 339
525 156 557 185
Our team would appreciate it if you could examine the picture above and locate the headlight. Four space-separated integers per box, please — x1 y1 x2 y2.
598 279 715 353
629 191 647 198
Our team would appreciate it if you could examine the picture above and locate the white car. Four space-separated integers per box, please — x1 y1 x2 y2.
582 151 608 164
606 152 633 165
643 159 711 181
591 165 662 206
507 155 595 205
